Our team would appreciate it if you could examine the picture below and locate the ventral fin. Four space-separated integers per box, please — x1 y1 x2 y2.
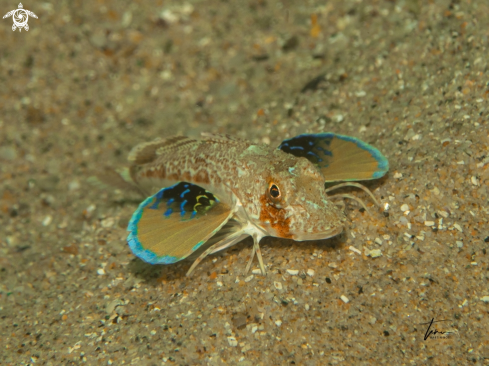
278 133 389 182
127 182 233 264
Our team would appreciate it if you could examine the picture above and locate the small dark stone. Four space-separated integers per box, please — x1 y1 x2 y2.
282 35 299 52
300 74 326 93
252 54 269 61
325 277 332 284
232 314 247 330
383 330 390 336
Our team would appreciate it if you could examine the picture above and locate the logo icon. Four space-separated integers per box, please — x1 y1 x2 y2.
3 3 38 32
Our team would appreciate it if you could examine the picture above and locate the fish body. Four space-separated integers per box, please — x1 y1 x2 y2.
125 133 389 275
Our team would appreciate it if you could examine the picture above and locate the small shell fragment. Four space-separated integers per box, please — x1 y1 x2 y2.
274 281 283 290
349 246 362 254
244 275 254 282
306 269 315 277
227 337 238 347
424 221 435 227
286 269 299 276
340 295 349 303
481 296 489 303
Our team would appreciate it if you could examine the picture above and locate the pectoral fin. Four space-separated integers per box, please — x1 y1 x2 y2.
127 182 234 264
278 133 389 182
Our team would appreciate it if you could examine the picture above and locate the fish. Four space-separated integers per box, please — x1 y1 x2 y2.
123 132 389 276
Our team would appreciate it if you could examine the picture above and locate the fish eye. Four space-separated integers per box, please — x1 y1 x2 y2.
268 182 281 200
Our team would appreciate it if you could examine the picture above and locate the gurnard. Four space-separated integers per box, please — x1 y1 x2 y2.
123 133 389 276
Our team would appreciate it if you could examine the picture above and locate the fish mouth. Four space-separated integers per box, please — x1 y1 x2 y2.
291 226 343 241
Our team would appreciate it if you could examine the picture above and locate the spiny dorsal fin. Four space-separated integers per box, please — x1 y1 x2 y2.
88 167 145 195
200 132 251 146
128 136 198 165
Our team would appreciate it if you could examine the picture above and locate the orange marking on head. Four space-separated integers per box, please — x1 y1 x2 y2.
259 193 292 239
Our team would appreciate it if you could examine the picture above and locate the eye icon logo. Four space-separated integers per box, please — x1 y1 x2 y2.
3 3 38 32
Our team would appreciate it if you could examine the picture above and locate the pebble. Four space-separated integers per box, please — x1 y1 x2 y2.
438 210 449 218
424 221 435 226
275 320 282 327
481 296 489 303
340 295 349 303
251 268 262 274
241 344 251 353
400 204 409 212
42 215 53 226
68 180 81 191
306 269 315 277
369 249 382 258
244 275 254 282
101 217 115 228
227 337 238 347
106 299 124 314
274 281 283 290
453 223 463 233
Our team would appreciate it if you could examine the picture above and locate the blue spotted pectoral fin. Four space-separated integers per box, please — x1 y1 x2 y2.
278 133 389 182
127 182 234 265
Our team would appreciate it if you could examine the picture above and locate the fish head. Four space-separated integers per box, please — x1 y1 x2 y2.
256 153 346 241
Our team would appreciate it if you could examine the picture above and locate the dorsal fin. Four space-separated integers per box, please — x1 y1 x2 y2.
200 132 251 146
128 136 198 165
